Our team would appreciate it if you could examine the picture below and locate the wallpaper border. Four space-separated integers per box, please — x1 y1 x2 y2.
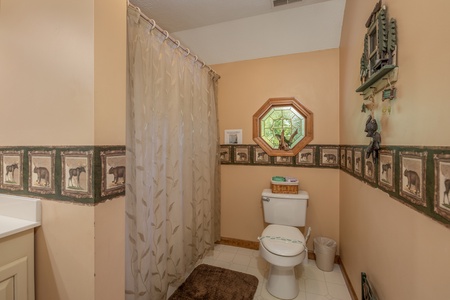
220 144 450 228
3 143 450 228
0 146 125 205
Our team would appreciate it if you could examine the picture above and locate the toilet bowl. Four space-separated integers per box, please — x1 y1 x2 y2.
259 189 309 300
259 224 306 299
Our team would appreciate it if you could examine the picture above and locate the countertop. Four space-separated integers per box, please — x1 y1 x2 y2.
0 215 40 239
0 194 41 239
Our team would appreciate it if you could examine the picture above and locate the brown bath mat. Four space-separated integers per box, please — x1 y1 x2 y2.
169 264 259 300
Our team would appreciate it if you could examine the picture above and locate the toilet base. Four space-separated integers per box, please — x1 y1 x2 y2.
266 264 299 300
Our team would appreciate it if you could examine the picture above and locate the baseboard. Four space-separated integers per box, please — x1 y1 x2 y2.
338 257 358 300
217 237 259 250
217 237 340 263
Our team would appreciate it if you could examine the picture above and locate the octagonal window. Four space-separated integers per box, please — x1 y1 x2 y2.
253 97 313 157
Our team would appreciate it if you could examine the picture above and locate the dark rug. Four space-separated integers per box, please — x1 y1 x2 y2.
169 264 259 300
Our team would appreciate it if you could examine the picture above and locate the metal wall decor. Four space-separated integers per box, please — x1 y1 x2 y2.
364 115 381 163
357 0 397 93
358 1 398 162
357 0 399 167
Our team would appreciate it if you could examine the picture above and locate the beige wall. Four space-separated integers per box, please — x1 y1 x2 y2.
340 0 450 299
0 0 95 146
94 197 125 300
215 50 340 145
93 1 126 299
35 202 95 300
94 0 126 146
0 0 126 299
213 49 340 250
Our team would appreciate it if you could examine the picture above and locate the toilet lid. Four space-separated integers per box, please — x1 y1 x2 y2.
260 224 306 257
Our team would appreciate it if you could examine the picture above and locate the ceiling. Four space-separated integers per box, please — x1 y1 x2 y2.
130 0 337 33
128 0 346 64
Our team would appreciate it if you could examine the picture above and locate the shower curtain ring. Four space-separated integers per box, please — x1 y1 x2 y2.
149 19 156 30
184 48 191 57
175 40 181 49
194 55 198 62
201 62 206 68
163 30 169 40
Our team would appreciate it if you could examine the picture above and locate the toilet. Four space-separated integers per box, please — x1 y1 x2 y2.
259 189 309 300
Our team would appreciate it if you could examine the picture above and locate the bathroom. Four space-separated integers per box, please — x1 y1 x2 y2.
1 0 450 299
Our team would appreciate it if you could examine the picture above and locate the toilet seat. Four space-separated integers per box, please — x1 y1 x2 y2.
260 224 306 257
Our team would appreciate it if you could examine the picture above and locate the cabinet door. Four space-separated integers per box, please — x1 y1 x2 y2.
0 257 28 300
0 277 14 300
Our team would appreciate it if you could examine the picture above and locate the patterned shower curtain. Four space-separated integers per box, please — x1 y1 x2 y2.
125 6 221 300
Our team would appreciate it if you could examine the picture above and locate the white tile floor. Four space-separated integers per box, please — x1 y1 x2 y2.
173 244 352 300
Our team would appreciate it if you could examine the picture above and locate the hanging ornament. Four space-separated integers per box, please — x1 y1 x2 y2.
364 115 381 163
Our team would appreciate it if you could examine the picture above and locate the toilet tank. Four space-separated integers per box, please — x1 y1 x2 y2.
262 189 309 227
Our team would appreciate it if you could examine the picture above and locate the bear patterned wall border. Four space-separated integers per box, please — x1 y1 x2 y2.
221 144 450 228
338 145 450 227
3 144 449 227
0 146 125 204
220 144 340 168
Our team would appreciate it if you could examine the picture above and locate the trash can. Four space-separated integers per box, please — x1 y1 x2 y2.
313 237 337 272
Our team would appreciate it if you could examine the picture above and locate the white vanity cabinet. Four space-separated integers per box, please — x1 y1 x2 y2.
0 196 41 300
0 230 34 300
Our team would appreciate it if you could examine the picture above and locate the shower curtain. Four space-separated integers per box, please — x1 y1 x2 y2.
125 7 221 300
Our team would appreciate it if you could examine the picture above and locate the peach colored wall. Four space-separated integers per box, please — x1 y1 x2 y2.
213 50 340 250
0 0 126 300
94 197 125 300
221 166 339 251
35 201 95 300
94 0 126 146
0 0 95 146
340 0 450 299
215 50 340 145
93 1 126 300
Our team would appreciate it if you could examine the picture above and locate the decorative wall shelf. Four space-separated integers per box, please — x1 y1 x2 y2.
356 65 396 93
357 1 398 98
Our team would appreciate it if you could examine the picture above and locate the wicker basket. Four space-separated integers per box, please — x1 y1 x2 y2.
271 180 298 194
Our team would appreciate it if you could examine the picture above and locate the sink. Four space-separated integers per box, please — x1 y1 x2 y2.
0 194 41 239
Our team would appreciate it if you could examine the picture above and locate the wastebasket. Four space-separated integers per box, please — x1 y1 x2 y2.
313 237 337 272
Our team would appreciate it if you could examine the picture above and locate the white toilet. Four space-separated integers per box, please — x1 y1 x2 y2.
259 189 309 300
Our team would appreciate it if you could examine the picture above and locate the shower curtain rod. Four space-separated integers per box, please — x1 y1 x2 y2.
128 2 220 79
